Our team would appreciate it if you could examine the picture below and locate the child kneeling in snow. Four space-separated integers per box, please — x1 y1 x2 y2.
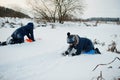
0 22 35 46
63 32 101 56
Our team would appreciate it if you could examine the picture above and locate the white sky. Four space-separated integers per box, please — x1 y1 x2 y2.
0 0 120 18
84 0 120 18
0 0 26 7
0 0 28 9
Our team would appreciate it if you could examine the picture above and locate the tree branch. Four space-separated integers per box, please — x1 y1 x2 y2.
92 57 120 71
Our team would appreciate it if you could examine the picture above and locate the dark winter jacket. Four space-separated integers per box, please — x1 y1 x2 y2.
67 34 94 55
11 22 35 43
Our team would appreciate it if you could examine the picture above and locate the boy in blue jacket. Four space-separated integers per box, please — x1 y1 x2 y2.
11 22 35 44
63 32 101 56
0 22 35 46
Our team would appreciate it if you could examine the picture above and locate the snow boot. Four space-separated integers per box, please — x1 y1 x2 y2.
0 41 1 46
0 41 7 46
95 48 101 54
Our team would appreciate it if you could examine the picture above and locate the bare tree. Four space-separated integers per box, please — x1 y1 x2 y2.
55 0 84 23
27 0 84 23
27 0 56 22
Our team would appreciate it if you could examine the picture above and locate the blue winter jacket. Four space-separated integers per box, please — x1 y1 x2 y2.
11 22 35 43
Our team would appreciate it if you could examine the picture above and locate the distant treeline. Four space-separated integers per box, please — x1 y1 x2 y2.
86 17 120 22
0 6 30 18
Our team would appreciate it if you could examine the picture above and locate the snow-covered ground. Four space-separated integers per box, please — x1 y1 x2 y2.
0 20 120 80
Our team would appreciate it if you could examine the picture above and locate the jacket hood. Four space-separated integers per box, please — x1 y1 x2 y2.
27 22 33 27
25 22 34 30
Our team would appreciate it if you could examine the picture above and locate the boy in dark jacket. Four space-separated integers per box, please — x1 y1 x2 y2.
63 32 101 56
0 22 35 46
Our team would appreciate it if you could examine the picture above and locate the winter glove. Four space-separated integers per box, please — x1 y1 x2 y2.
71 53 76 56
65 51 69 55
62 51 69 56
71 51 81 56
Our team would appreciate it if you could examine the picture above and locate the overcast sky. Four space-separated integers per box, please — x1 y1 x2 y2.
0 0 27 10
84 0 120 18
0 0 120 18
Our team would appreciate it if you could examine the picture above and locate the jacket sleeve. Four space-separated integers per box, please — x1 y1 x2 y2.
27 29 35 41
30 29 35 41
67 45 74 53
